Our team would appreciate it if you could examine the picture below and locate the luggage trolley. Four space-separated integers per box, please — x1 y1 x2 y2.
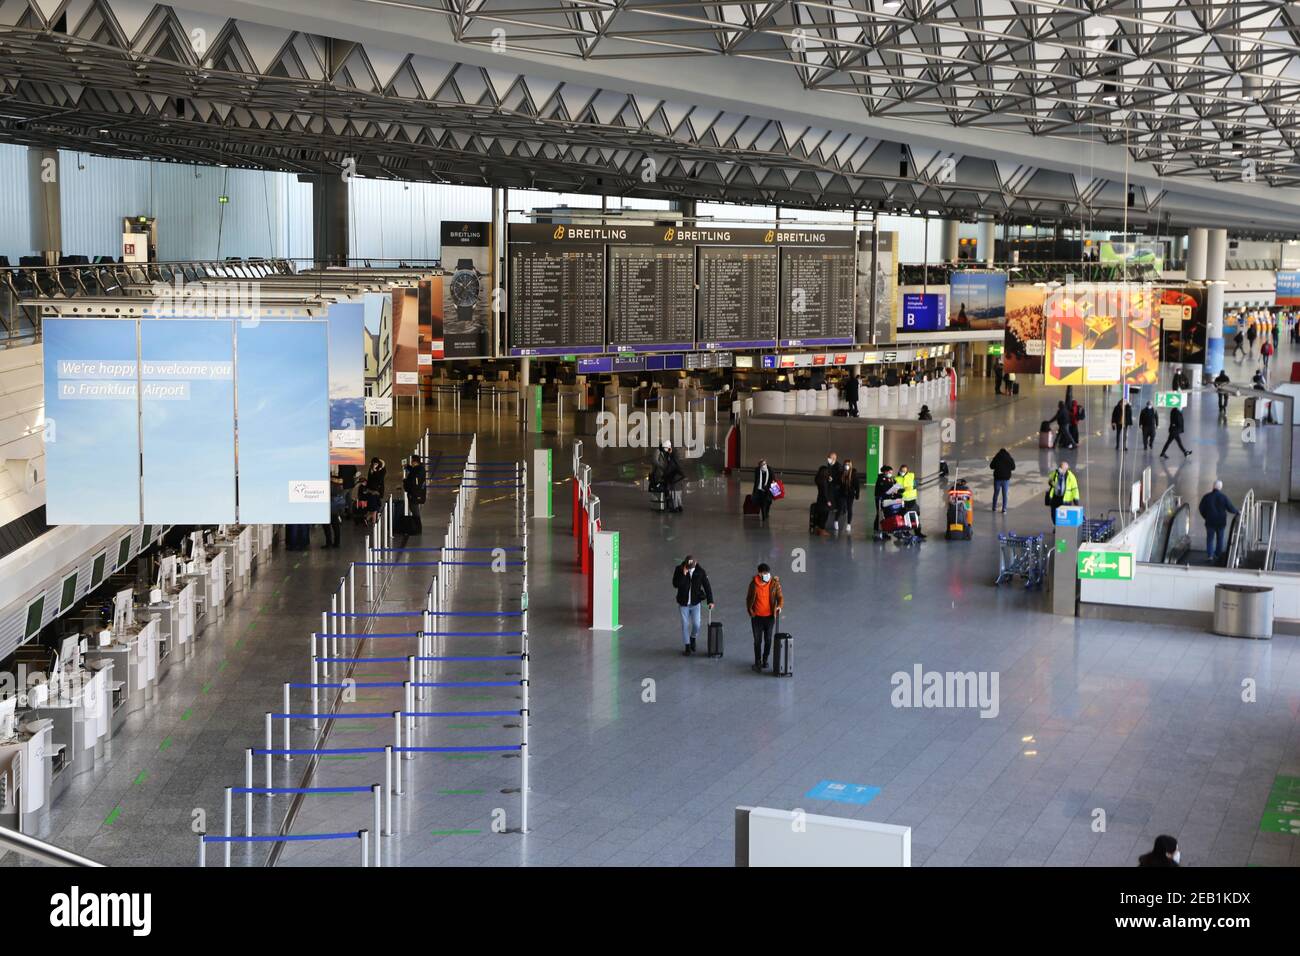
995 533 1046 588
878 497 920 546
945 479 973 540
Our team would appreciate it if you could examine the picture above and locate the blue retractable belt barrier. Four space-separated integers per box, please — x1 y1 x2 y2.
202 832 359 844
232 786 371 795
394 745 520 753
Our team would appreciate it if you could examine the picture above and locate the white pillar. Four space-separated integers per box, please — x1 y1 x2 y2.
940 220 960 264
1204 228 1228 376
1186 227 1208 282
979 221 996 267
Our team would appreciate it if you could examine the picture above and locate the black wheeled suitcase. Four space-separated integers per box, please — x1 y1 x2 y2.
706 609 724 658
809 502 827 533
772 632 793 677
743 493 760 516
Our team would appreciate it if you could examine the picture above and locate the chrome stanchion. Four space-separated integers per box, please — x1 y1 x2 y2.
263 713 273 790
224 787 232 867
282 683 291 762
392 712 403 795
310 634 320 732
244 749 253 835
384 746 394 835
198 836 206 868
359 829 369 868
403 681 414 759
372 786 382 867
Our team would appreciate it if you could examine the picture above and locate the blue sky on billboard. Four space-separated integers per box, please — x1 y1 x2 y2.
235 320 330 524
140 319 237 523
42 318 141 524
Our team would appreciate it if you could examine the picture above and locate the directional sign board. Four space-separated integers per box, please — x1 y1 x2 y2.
1055 506 1084 527
1077 549 1135 580
1155 391 1188 409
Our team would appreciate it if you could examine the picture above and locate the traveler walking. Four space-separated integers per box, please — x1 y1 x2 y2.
844 372 860 417
1110 398 1132 450
1068 397 1084 447
1171 367 1191 391
1198 480 1239 564
653 440 686 512
1232 328 1246 360
898 464 926 539
403 454 426 525
362 457 387 528
873 464 899 535
1261 338 1274 372
752 458 775 523
1139 401 1158 450
1247 321 1258 351
1054 401 1074 449
993 359 1004 396
1214 369 1231 416
814 452 841 534
672 555 714 656
746 563 784 672
1045 461 1080 524
323 476 345 548
1137 835 1180 868
835 459 862 533
989 447 1015 513
1159 405 1192 459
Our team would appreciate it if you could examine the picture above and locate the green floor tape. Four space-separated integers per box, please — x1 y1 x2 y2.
132 770 148 786
103 807 121 826
159 737 172 751
334 725 380 733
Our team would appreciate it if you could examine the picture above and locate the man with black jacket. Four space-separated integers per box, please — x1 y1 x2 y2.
1160 405 1192 459
873 464 899 535
989 448 1015 513
1138 401 1158 451
672 555 714 656
844 373 860 416
1110 399 1133 450
1198 480 1239 564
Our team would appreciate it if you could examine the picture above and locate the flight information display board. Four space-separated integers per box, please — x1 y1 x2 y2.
697 246 778 349
779 248 856 346
607 245 695 351
509 243 606 355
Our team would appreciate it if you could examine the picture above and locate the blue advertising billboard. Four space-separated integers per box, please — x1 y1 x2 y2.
1276 270 1300 307
901 293 948 331
326 301 366 468
948 272 1008 330
235 320 330 524
140 319 237 523
42 318 141 524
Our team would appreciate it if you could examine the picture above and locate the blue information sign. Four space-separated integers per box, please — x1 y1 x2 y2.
804 780 881 806
902 293 948 331
1055 506 1083 527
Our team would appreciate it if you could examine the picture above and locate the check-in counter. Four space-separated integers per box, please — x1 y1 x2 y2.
213 528 251 596
0 720 54 826
135 596 179 677
85 617 159 721
30 665 112 781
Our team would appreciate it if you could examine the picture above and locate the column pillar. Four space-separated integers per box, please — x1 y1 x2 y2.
1203 228 1228 376
1186 227 1208 282
28 148 62 265
519 356 531 430
299 173 350 266
940 220 960 263
979 220 996 267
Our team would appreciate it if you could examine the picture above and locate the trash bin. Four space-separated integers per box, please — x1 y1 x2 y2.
1212 584 1274 640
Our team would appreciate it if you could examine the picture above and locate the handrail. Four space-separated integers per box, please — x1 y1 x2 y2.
0 826 105 867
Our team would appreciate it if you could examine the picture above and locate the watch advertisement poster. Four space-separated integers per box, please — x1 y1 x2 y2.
441 222 491 358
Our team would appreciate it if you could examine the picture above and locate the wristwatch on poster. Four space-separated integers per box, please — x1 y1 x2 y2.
450 258 483 325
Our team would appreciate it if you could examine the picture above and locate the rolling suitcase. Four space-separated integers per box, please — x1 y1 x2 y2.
706 608 724 658
809 501 828 533
743 493 760 516
1038 422 1056 449
772 632 793 677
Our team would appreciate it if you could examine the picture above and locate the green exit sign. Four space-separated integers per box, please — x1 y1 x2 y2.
1078 549 1135 580
987 344 1004 355
1155 391 1187 409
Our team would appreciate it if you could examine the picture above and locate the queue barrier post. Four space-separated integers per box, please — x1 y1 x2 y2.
310 634 320 731
244 748 253 835
282 683 291 762
372 786 382 867
384 746 393 835
264 713 273 790
224 786 232 867
360 829 369 868
392 712 403 794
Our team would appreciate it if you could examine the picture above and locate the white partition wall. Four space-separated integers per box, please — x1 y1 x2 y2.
737 806 911 867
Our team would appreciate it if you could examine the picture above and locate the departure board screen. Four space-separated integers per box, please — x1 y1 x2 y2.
509 244 605 355
696 246 778 349
779 248 856 346
607 246 695 351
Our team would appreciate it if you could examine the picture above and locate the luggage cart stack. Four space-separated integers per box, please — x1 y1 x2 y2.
1079 517 1116 544
995 533 1047 589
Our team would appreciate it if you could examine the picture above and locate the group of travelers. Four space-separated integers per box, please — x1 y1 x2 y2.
320 453 427 548
650 440 686 512
672 555 786 673
811 452 866 536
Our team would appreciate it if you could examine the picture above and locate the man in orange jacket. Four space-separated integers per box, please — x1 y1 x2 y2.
746 563 785 672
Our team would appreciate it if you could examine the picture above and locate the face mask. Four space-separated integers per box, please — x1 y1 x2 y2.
1172 850 1180 864
760 572 771 583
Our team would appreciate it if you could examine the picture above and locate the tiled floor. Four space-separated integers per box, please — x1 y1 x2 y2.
11 341 1300 867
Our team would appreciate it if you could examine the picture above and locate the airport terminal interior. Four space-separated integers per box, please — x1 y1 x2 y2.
1 0 1300 872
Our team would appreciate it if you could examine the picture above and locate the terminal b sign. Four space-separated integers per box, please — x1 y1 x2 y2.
1077 549 1135 580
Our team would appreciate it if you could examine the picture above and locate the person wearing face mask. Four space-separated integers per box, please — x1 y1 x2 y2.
897 464 926 539
1137 835 1180 867
746 563 784 672
873 464 900 538
835 459 861 534
652 440 686 512
1045 461 1079 524
672 555 714 656
813 451 841 535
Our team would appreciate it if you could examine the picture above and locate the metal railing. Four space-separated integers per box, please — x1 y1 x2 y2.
0 826 104 867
